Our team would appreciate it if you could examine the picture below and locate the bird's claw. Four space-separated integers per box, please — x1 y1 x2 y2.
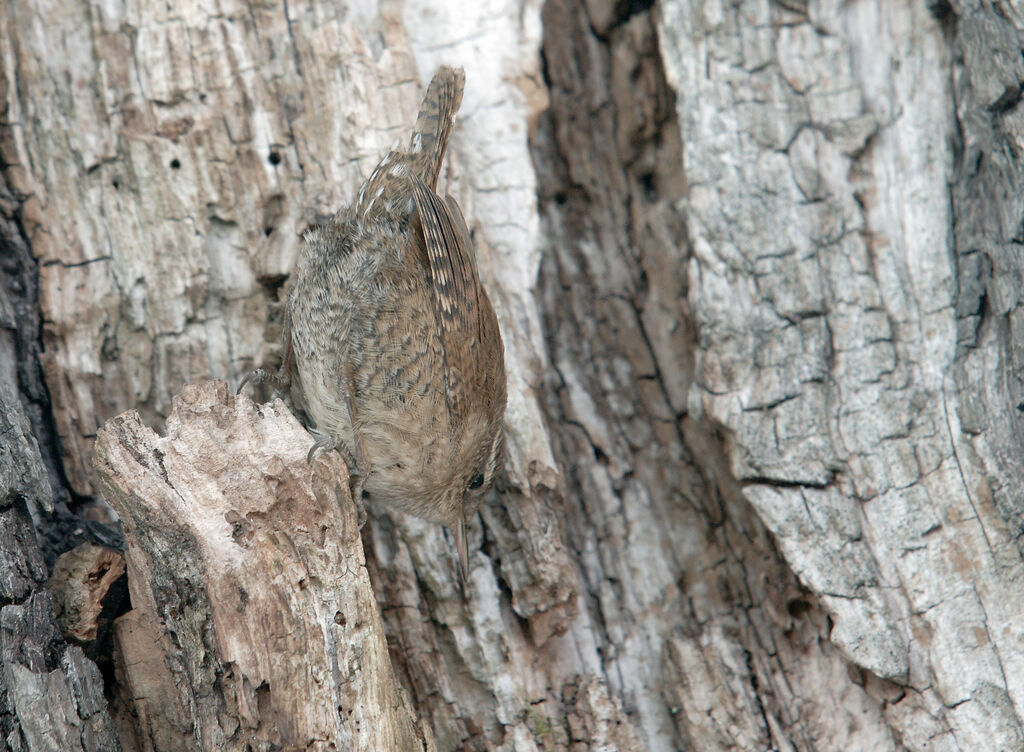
237 367 290 396
307 435 370 526
306 435 338 464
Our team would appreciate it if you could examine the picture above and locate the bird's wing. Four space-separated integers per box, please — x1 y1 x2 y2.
409 173 487 424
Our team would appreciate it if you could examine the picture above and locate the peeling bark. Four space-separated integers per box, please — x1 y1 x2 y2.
659 0 1024 749
93 380 431 752
47 543 126 648
0 168 120 750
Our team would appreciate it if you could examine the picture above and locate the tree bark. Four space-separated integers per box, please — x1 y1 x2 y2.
92 380 432 752
0 172 120 751
4 0 1024 750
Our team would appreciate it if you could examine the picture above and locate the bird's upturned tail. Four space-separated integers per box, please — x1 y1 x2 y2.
409 66 465 188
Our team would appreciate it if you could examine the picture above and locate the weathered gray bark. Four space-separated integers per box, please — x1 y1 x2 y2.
656 1 1024 748
0 172 120 750
4 0 1024 749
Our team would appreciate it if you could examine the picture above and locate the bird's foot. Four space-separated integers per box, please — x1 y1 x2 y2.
306 434 339 464
306 435 370 526
237 367 290 395
355 485 369 530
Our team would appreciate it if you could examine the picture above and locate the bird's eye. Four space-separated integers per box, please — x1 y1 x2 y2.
468 473 485 490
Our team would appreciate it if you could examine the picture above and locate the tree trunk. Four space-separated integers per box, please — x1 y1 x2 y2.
3 0 1024 750
0 170 120 749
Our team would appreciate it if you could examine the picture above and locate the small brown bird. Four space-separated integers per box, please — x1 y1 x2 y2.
242 66 507 580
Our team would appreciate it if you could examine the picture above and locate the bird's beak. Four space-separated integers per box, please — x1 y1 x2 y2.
455 512 470 584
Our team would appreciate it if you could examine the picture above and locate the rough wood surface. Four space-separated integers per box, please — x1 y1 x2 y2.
93 380 432 752
1 165 120 750
47 543 126 646
5 0 1024 749
657 1 1024 749
1 592 121 752
532 2 900 749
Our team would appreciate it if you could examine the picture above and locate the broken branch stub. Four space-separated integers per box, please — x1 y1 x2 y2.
93 379 432 752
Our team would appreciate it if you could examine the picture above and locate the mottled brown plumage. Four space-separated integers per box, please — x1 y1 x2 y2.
241 67 507 580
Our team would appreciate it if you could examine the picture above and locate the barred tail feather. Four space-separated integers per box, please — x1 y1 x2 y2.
409 66 465 187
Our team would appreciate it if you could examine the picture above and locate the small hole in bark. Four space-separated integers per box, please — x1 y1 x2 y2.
928 0 953 19
787 598 811 617
619 0 654 21
112 178 121 190
170 158 181 170
268 150 282 165
593 446 609 465
637 268 649 294
334 611 346 626
87 564 109 583
262 194 285 243
361 489 370 500
1017 401 1024 412
638 171 656 200
101 337 119 361
256 682 271 717
257 273 287 301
